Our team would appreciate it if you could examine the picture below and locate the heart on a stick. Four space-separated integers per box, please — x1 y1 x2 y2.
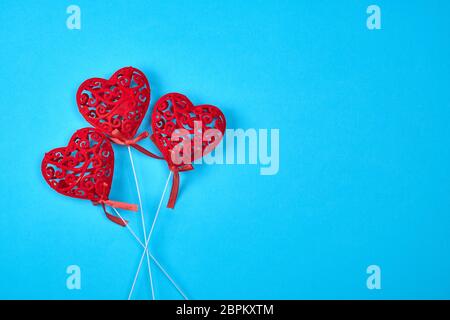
41 127 137 226
151 93 226 208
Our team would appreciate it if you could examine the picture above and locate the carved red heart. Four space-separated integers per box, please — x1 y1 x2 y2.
76 67 150 141
151 92 226 170
42 127 114 201
41 127 136 226
151 93 226 208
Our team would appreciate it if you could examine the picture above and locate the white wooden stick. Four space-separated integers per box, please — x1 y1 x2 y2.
128 171 173 300
127 146 155 300
111 207 187 299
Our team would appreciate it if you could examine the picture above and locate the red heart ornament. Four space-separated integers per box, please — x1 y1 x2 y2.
76 67 162 159
76 67 150 140
151 93 226 208
41 127 137 226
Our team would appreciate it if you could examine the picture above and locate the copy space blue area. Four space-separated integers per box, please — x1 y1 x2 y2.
0 0 449 299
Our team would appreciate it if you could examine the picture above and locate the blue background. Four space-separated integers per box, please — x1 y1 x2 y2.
1 0 450 299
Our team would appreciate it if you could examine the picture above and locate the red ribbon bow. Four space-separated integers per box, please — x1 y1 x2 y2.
94 183 138 226
110 129 164 160
167 164 194 209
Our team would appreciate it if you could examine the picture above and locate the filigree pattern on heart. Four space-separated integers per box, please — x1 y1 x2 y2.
41 127 137 226
151 92 226 170
42 127 113 201
76 67 150 141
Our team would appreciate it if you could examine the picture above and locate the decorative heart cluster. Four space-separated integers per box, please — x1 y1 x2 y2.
42 66 226 225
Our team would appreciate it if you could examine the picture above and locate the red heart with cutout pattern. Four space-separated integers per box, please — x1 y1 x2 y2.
41 127 114 202
41 127 136 226
151 92 226 170
76 67 150 141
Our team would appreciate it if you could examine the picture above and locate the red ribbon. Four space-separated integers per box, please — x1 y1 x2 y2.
167 170 180 209
94 183 139 226
167 165 194 209
94 199 138 227
110 129 164 160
